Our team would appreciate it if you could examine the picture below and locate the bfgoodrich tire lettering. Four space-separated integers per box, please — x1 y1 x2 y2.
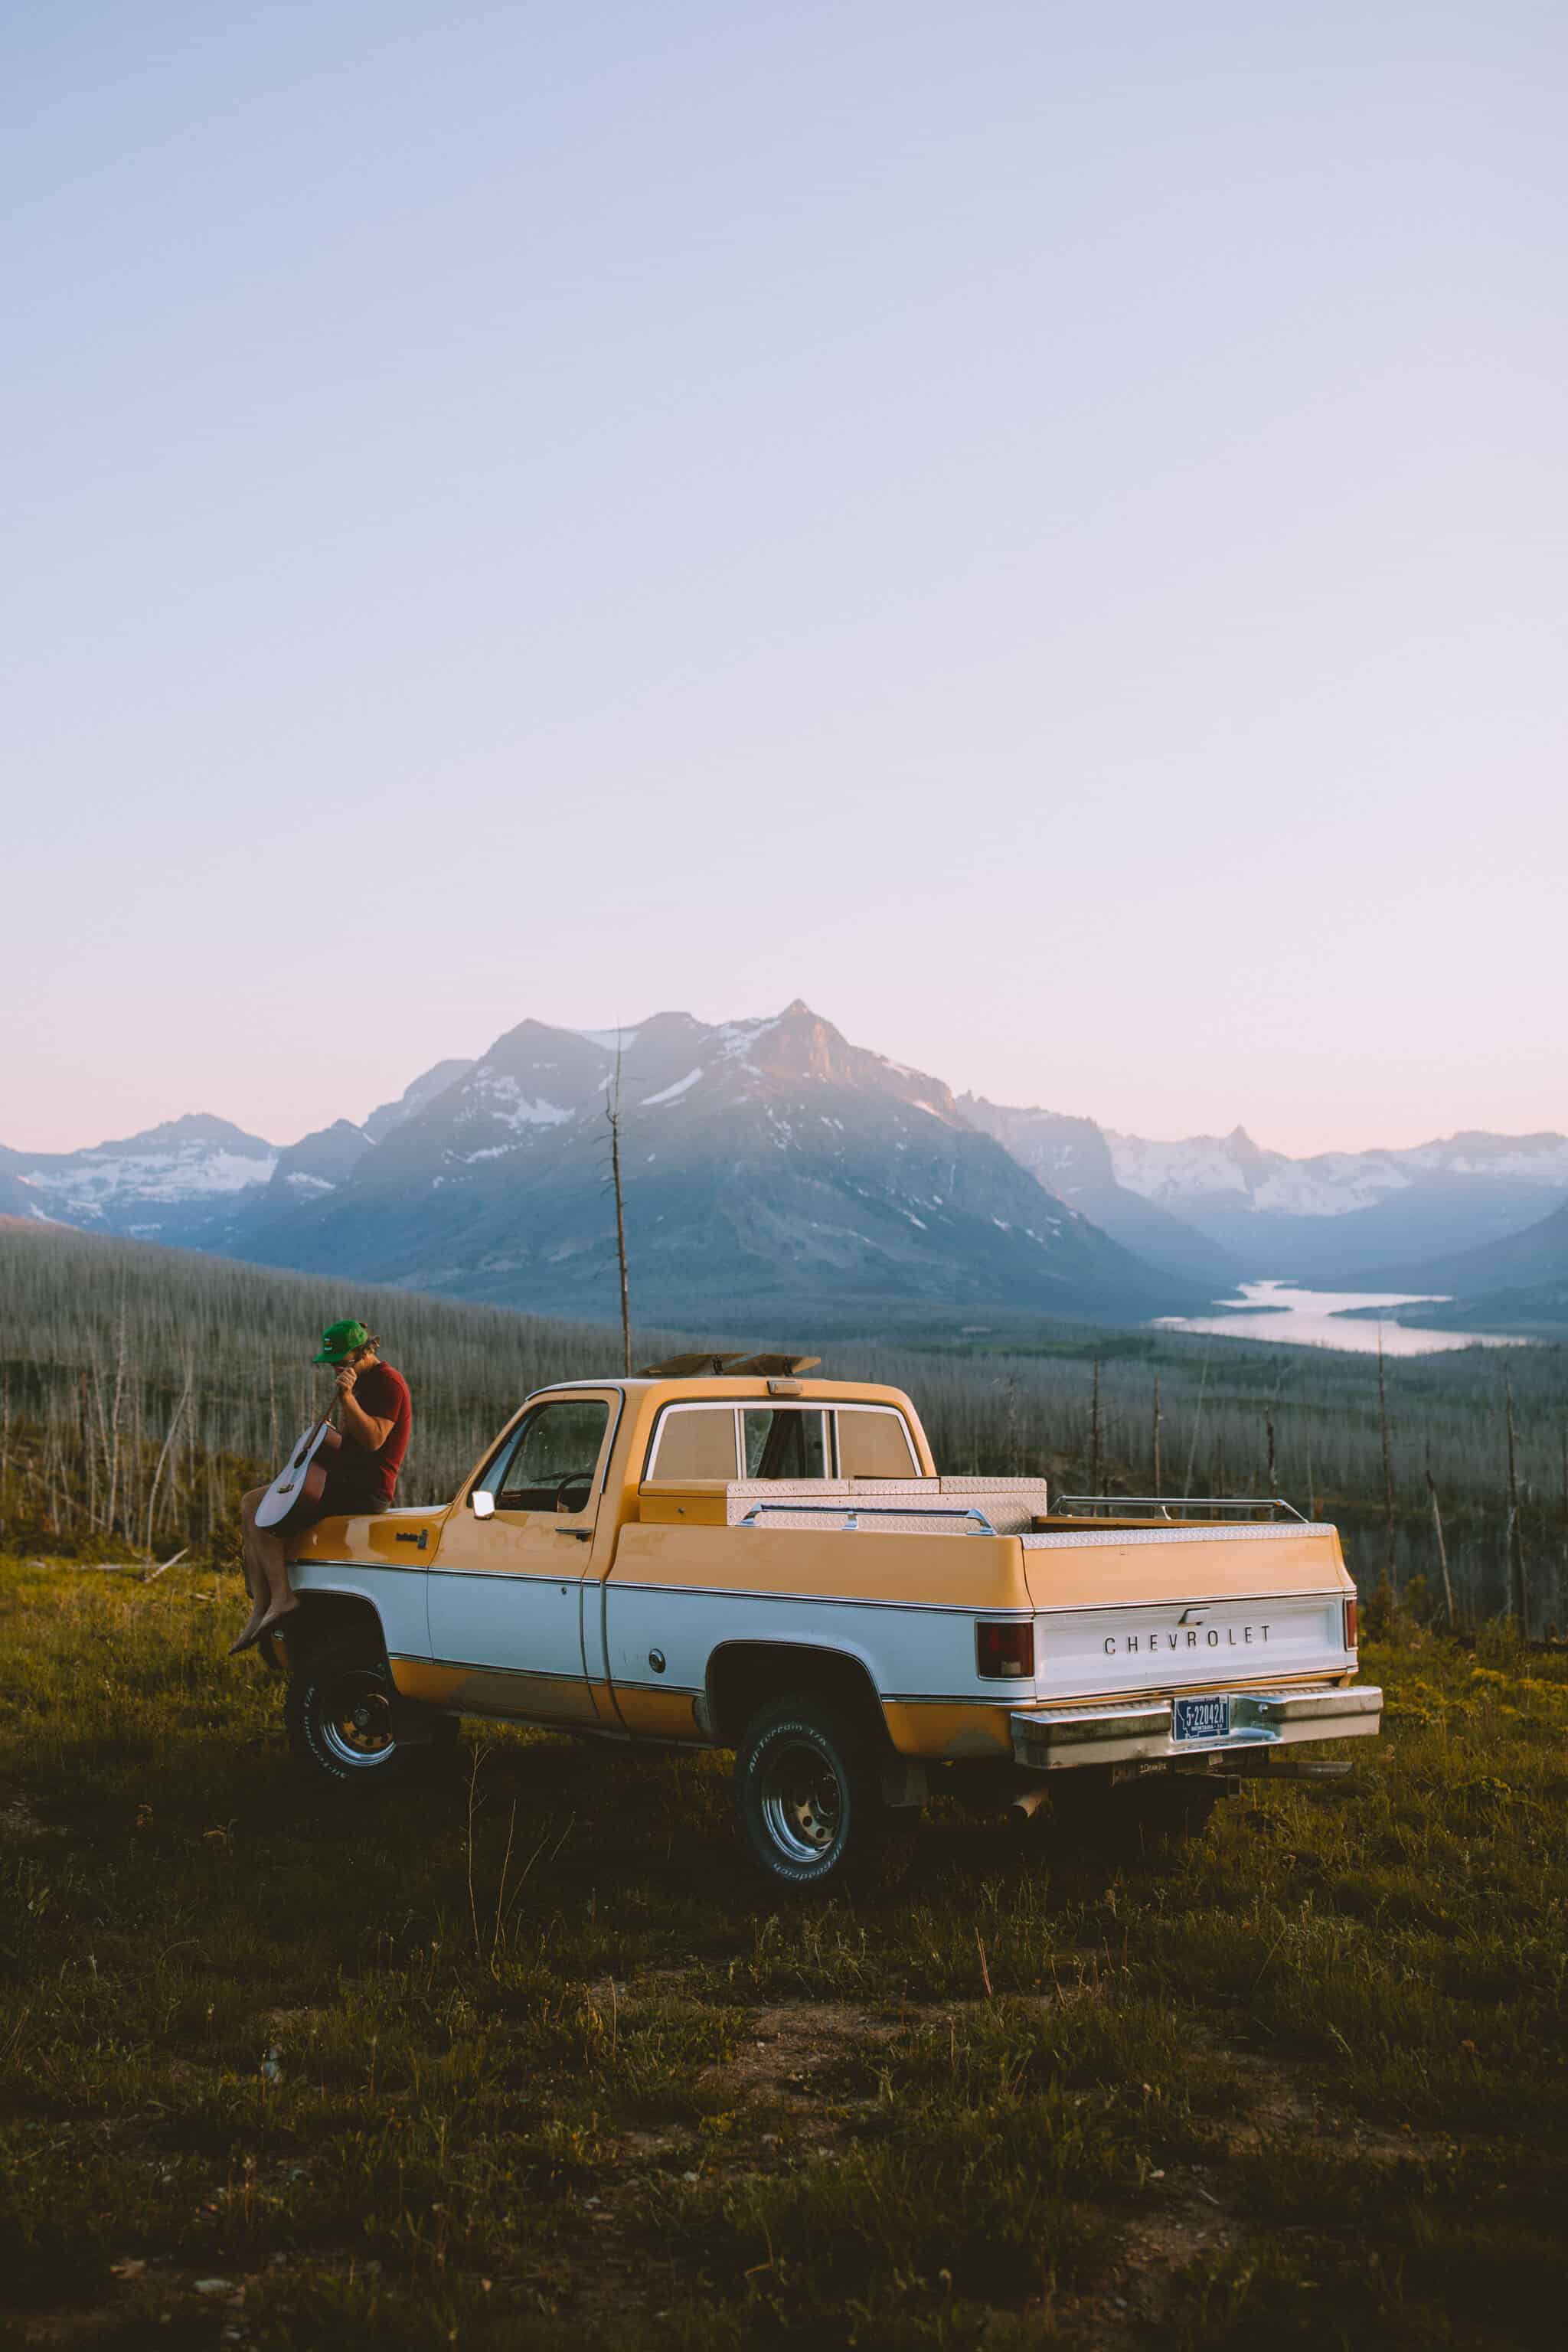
734 1695 888 1891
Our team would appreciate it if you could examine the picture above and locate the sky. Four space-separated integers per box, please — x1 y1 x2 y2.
5 2 1566 1160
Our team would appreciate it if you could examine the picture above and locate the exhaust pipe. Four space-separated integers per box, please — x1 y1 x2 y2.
1008 1785 1050 1826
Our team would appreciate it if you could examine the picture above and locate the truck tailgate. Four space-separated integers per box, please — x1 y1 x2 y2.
1030 1583 1349 1703
1021 1525 1354 1700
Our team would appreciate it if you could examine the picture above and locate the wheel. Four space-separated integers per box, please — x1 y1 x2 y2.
733 1694 892 1893
285 1629 449 1786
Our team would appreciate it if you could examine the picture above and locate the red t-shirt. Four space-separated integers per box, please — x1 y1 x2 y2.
351 1362 412 1499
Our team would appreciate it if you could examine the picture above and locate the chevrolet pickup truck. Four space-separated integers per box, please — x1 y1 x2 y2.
276 1365 1381 1889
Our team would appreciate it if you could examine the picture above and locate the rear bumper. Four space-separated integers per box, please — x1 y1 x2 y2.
1010 1683 1382 1772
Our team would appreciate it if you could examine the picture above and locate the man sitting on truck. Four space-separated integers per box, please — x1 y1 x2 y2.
229 1320 413 1655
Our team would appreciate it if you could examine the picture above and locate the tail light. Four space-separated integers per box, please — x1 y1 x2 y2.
1344 1596 1358 1651
976 1621 1035 1680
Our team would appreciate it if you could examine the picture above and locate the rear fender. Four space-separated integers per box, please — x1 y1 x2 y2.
704 1639 890 1752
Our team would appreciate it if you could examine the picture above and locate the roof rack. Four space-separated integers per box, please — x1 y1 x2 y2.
637 1351 822 1378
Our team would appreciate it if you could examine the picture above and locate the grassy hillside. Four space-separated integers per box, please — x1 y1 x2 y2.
0 1561 1563 2349
2 1221 1566 1628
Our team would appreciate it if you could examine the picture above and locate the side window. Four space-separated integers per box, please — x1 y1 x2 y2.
485 1398 609 1512
835 1407 918 1478
648 1406 739 1480
743 1408 828 1479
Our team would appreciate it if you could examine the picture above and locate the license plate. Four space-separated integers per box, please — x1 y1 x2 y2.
1173 1694 1231 1746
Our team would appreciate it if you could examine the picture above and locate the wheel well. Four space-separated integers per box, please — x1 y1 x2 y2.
706 1642 888 1751
288 1592 387 1664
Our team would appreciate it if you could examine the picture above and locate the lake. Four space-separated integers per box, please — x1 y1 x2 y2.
1155 1279 1526 1356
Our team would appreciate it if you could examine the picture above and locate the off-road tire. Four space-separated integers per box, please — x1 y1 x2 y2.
733 1694 896 1893
285 1630 454 1787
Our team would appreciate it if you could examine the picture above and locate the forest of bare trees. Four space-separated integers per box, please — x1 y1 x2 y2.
2 1222 1564 1630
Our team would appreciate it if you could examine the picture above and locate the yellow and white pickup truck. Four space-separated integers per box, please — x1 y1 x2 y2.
279 1365 1380 1889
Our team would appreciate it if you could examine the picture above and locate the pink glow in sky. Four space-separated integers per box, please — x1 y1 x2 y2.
5 5 1566 1158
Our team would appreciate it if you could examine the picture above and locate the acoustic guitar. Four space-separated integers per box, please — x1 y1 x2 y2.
253 1338 377 1534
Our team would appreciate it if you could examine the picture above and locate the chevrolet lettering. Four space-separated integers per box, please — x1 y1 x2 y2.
1105 1623 1271 1654
264 1364 1383 1890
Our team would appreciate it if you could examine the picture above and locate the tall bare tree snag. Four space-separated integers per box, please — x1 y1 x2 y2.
1426 1450 1455 1628
143 1352 193 1562
606 1039 632 1377
105 1297 127 1537
1504 1360 1527 1634
1089 1359 1102 1494
1377 1326 1397 1602
1151 1374 1162 1498
1182 1354 1209 1500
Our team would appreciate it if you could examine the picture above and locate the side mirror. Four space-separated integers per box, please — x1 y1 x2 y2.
470 1489 495 1520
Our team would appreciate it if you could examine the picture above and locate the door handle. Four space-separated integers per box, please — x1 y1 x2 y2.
554 1527 592 1543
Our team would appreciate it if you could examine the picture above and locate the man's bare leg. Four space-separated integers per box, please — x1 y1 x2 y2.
230 1488 300 1654
230 1489 271 1653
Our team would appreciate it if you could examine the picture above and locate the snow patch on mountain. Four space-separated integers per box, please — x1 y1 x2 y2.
21 1144 276 1212
475 1075 573 1129
641 1067 704 1107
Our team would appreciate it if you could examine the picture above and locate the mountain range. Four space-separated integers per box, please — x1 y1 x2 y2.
6 1001 1566 1334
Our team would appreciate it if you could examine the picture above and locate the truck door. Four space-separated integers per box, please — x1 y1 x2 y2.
428 1390 616 1725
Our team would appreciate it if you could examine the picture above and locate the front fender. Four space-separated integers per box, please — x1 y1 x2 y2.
290 1557 431 1663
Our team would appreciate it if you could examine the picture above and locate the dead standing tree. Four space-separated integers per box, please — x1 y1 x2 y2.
1377 1327 1397 1602
1004 1374 1022 1475
1182 1353 1210 1501
1426 1447 1456 1628
1504 1359 1527 1635
605 1038 632 1378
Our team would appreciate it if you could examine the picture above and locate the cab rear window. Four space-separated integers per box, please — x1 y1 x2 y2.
645 1402 916 1481
835 1407 918 1477
646 1406 737 1481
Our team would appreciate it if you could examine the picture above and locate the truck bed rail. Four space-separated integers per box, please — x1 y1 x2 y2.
1051 1494 1307 1524
737 1501 1000 1535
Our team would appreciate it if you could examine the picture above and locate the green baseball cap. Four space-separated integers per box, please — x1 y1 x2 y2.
313 1318 371 1365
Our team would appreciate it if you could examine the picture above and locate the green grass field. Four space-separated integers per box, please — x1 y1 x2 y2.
2 1559 1564 2350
